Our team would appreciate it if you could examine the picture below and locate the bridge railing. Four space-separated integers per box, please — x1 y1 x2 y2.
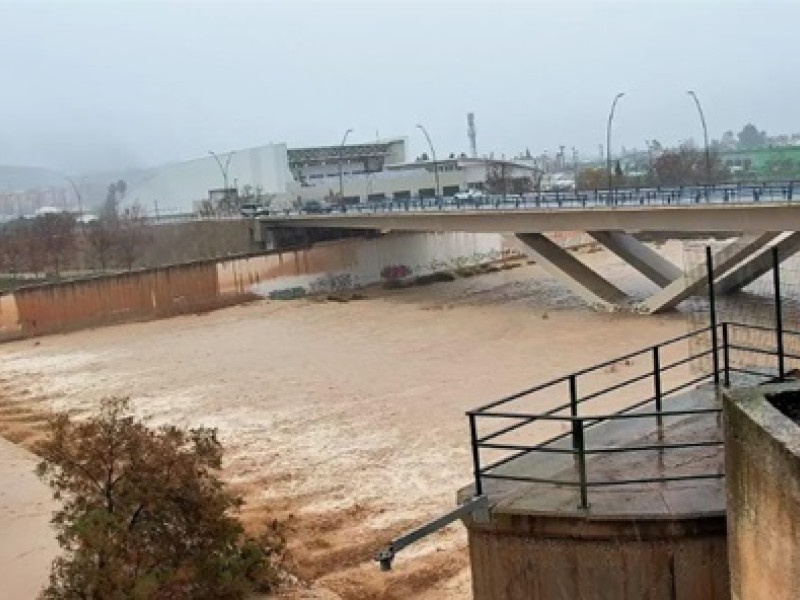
264 181 800 218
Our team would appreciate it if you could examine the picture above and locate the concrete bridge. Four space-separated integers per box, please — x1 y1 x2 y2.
260 195 800 313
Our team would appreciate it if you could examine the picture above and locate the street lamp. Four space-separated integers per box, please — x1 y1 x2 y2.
416 124 440 200
209 150 235 205
606 92 625 193
338 128 353 200
62 174 84 216
687 91 711 183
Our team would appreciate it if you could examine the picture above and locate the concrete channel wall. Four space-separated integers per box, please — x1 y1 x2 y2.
724 383 800 600
0 231 526 340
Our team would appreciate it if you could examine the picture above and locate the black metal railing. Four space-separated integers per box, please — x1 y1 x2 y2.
466 243 798 509
266 181 800 218
466 318 799 509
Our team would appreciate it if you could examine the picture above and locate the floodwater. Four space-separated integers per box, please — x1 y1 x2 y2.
0 240 701 599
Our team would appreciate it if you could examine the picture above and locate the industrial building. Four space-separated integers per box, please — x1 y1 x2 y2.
117 134 540 215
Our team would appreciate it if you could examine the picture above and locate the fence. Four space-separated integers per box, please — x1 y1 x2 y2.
466 245 794 508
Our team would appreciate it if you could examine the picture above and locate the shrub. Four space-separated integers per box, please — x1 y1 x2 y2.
35 397 285 600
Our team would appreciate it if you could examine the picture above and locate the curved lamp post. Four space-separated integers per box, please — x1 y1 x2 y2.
688 91 711 183
338 128 353 200
416 124 440 200
62 174 84 215
606 92 625 192
209 150 235 203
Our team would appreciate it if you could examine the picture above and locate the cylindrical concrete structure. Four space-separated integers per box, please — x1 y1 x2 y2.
464 510 728 600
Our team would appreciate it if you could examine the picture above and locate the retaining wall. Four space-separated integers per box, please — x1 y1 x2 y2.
724 383 800 600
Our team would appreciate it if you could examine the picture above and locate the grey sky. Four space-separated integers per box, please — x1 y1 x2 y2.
1 0 798 174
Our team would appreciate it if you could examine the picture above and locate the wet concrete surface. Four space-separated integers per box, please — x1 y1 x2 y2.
464 385 726 518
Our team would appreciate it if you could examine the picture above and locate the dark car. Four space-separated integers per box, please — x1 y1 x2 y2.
303 200 332 214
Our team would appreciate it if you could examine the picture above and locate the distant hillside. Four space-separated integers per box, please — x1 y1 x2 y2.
0 165 66 191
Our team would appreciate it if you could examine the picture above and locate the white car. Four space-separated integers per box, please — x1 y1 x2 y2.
453 189 485 202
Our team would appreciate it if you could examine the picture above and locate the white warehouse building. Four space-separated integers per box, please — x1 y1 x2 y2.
120 137 540 215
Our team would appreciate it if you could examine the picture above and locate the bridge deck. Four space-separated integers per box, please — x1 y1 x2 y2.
263 202 800 234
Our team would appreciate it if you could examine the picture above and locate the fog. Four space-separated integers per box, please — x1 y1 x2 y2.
1 0 798 173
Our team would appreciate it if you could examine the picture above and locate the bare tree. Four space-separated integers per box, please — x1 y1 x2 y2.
85 218 118 271
0 219 29 275
32 213 77 277
115 204 151 270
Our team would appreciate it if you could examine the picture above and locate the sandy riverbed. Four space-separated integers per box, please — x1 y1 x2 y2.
0 240 701 598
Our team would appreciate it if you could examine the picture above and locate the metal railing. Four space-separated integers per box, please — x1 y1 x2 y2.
465 244 799 509
265 181 800 218
466 318 798 509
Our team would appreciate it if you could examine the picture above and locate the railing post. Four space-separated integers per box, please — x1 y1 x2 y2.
773 246 785 380
722 322 731 387
652 346 662 429
468 413 483 496
569 375 579 450
706 246 721 386
575 418 589 509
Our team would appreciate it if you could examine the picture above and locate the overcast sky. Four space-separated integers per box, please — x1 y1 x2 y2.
1 0 799 174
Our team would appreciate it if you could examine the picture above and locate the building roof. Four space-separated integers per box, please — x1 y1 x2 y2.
288 138 405 165
385 157 539 172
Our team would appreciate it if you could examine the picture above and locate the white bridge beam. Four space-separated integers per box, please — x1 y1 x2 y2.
512 233 628 311
715 232 800 294
589 230 682 287
640 233 781 314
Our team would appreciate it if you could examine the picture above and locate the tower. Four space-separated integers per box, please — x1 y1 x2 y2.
467 113 477 158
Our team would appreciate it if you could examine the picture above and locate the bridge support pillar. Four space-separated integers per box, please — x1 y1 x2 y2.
588 230 682 287
714 232 800 294
512 233 629 311
640 233 781 314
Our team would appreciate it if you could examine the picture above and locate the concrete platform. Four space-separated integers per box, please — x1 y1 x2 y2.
461 386 725 518
460 386 730 600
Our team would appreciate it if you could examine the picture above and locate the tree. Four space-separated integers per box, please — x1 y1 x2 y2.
576 167 607 191
85 219 118 271
0 219 30 275
652 145 728 185
35 397 285 600
115 204 151 270
33 213 77 277
485 162 510 194
737 123 767 150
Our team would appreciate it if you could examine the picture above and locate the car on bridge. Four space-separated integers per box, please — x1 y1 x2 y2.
453 189 485 203
240 203 271 217
303 200 333 214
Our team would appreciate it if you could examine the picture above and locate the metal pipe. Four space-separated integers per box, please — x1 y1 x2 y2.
722 322 731 387
575 419 589 509
653 346 662 426
338 128 353 200
688 91 711 183
469 414 483 496
773 246 785 380
706 246 721 386
606 92 625 194
416 124 440 199
569 374 581 460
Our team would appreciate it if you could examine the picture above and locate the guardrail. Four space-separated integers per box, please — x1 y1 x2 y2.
466 244 795 509
466 319 797 509
264 181 800 218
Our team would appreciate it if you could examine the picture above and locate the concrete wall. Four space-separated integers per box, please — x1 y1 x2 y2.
142 220 256 267
0 231 511 340
724 383 800 600
8 262 223 337
466 512 729 600
248 232 507 296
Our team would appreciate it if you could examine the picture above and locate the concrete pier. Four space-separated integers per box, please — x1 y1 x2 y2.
460 389 729 600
